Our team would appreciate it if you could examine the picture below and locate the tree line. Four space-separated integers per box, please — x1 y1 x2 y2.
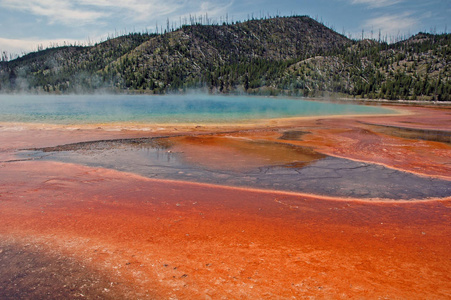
0 16 449 101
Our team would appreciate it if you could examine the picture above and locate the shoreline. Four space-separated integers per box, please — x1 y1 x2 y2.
17 159 451 204
0 94 412 132
2 91 451 106
0 105 406 132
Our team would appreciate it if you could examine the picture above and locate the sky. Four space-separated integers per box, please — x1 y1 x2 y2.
0 0 449 58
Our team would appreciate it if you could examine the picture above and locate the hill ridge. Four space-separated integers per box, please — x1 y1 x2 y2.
0 16 449 100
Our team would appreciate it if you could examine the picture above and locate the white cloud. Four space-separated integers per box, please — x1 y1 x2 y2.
0 0 190 26
0 0 107 25
0 36 93 56
351 0 403 8
0 0 235 26
198 0 234 16
363 12 417 39
0 0 235 55
77 0 185 21
0 37 40 55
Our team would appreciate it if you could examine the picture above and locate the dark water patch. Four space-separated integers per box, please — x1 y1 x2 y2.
0 241 142 299
19 138 188 177
17 137 451 200
279 130 310 141
32 137 173 153
254 157 451 199
364 123 451 144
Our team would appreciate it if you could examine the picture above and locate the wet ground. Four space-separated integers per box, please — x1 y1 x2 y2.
1 104 451 299
364 122 451 144
18 134 451 200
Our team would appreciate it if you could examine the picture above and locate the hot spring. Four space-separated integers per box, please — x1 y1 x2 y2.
0 94 394 125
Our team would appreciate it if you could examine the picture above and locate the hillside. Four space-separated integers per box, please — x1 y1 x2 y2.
284 33 451 100
0 16 450 100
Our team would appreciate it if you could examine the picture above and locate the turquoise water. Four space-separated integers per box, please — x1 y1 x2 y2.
0 94 393 124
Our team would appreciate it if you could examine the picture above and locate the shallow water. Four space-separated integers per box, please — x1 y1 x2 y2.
18 136 451 200
366 123 451 144
0 94 393 124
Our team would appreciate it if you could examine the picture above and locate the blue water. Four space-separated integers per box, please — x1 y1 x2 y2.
0 94 393 124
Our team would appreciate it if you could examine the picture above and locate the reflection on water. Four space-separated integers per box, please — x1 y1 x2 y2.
18 136 451 200
168 136 325 171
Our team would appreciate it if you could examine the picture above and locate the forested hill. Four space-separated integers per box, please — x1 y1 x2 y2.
1 16 450 100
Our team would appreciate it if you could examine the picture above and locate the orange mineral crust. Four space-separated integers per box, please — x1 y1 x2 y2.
267 106 451 179
1 104 451 299
1 161 450 299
